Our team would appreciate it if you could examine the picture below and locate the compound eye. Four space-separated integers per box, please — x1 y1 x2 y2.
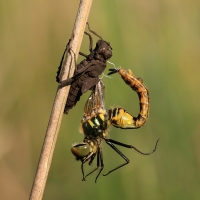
105 50 112 59
99 47 105 53
71 143 90 158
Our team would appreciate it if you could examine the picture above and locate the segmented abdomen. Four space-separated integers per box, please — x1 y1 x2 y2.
118 68 149 128
108 107 136 129
64 83 81 114
64 72 88 114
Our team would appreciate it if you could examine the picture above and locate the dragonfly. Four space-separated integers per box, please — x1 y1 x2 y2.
71 79 159 182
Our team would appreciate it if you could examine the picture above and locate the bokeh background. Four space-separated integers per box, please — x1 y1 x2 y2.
1 0 200 199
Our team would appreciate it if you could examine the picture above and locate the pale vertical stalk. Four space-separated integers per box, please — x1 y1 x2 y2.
29 0 93 199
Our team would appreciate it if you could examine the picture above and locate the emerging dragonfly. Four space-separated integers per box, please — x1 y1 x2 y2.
71 79 159 183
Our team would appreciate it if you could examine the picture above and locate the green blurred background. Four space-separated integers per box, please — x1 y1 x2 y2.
1 0 200 199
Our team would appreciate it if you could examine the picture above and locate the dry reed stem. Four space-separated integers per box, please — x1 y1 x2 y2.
29 0 93 199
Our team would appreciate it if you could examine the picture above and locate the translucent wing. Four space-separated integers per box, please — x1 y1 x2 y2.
83 80 106 117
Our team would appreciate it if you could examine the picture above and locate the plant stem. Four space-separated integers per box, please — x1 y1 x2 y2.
29 0 93 199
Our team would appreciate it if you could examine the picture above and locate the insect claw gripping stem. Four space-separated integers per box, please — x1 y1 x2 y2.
57 48 77 89
56 39 73 83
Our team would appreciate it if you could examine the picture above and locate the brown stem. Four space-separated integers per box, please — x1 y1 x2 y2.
29 0 93 199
